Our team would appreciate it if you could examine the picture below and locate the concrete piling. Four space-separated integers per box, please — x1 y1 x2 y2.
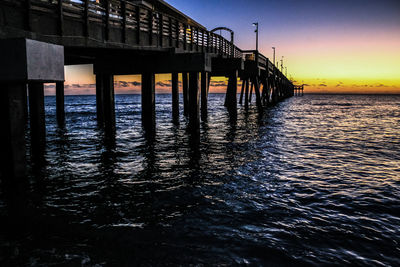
56 82 65 126
96 74 105 126
224 71 238 113
171 72 179 123
188 72 200 128
0 83 27 179
201 72 209 121
141 72 156 133
182 72 189 116
102 74 115 133
28 82 46 158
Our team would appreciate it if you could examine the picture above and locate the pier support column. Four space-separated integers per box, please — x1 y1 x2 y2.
188 72 200 129
245 78 249 109
253 77 263 111
28 82 46 158
103 74 115 133
96 75 104 126
0 83 27 179
182 72 189 116
171 72 179 123
56 82 65 126
224 71 238 113
201 72 209 121
142 72 156 133
239 79 245 105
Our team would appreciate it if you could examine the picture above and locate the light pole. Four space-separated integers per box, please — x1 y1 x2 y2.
272 47 276 66
285 67 287 76
280 56 284 72
252 22 259 52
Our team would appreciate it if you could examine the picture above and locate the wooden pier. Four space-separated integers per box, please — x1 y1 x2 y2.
0 0 295 179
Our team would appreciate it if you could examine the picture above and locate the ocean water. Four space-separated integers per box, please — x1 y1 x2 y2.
0 94 399 265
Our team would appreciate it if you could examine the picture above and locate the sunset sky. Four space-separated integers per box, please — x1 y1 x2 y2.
51 0 400 95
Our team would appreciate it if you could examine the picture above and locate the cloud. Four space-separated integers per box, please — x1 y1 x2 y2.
210 81 227 87
156 81 172 87
318 83 327 87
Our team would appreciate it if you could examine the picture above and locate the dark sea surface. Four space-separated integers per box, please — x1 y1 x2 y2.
1 94 399 266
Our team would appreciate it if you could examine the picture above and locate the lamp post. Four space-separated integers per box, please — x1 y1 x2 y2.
281 56 284 72
272 47 276 66
252 22 259 52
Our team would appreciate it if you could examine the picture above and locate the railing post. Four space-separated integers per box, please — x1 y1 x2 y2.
84 0 89 37
159 13 163 47
26 0 32 31
58 0 64 36
175 20 180 48
190 26 194 51
105 0 110 41
201 30 205 52
169 17 173 47
183 24 187 50
207 32 210 53
136 6 141 44
121 0 127 43
148 10 153 46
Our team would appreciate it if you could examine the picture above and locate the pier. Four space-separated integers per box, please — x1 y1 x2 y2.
0 0 295 179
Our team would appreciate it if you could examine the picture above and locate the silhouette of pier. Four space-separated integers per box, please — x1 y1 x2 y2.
0 0 295 179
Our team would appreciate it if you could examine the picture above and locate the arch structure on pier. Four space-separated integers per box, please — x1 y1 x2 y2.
210 27 235 45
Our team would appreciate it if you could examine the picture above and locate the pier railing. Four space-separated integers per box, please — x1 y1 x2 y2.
1 0 243 58
242 50 268 69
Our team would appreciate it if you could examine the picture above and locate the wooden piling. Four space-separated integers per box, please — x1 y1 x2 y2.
0 83 27 179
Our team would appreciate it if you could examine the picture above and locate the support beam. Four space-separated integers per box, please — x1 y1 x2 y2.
171 72 179 123
141 73 156 133
182 72 189 116
201 72 209 121
224 71 238 112
56 82 65 126
188 72 200 128
28 82 46 158
0 83 27 179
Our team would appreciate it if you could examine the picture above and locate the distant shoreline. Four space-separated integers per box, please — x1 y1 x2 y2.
43 93 400 97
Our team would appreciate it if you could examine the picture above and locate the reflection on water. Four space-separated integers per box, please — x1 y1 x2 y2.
1 94 400 265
